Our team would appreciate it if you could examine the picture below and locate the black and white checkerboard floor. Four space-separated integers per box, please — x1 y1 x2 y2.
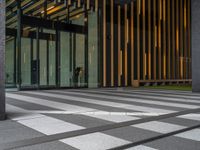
1 88 200 150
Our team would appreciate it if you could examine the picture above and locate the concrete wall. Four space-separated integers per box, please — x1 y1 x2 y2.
192 0 200 92
0 0 6 120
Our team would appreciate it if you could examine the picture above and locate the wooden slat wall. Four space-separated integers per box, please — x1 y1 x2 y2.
103 0 106 87
153 0 157 80
188 0 191 80
167 0 171 79
131 2 134 85
111 0 114 86
148 0 151 80
101 0 191 87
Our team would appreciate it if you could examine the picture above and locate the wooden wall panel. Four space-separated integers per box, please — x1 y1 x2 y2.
111 0 114 86
158 0 162 80
188 0 191 79
142 0 146 80
167 0 171 79
131 2 134 85
118 5 121 86
163 0 167 80
153 0 157 80
124 4 128 86
103 0 106 86
172 0 176 79
100 0 191 87
148 0 151 80
176 0 180 79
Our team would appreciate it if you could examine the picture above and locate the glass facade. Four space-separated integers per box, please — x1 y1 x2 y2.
5 38 15 87
5 0 191 90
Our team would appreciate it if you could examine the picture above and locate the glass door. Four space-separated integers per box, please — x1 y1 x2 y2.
73 33 86 88
5 37 16 88
60 31 86 88
31 29 56 89
60 31 71 87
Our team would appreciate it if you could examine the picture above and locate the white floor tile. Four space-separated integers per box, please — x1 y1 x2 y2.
61 132 130 150
133 121 185 134
176 129 200 141
23 91 175 114
80 89 200 105
55 90 199 109
86 113 139 123
6 104 44 121
126 145 158 150
178 113 200 121
6 93 96 113
18 116 84 135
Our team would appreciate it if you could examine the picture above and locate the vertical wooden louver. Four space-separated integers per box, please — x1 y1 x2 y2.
124 4 128 86
131 1 134 85
153 0 157 80
100 0 191 87
118 5 122 87
137 0 141 81
111 0 114 86
148 0 151 80
142 0 146 80
167 0 171 79
103 0 106 87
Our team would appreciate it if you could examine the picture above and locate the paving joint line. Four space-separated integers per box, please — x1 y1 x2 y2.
1 107 200 150
108 123 200 150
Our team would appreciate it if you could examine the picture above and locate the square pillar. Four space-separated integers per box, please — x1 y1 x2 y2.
192 0 200 92
0 0 6 120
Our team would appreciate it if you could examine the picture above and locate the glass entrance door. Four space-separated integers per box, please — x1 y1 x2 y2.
31 29 56 89
73 33 86 88
60 31 86 88
6 29 86 90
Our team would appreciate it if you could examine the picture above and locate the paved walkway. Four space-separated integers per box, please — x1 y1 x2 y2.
0 88 200 150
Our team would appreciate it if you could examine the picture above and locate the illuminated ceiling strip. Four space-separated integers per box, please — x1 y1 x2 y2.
41 6 55 14
47 4 66 15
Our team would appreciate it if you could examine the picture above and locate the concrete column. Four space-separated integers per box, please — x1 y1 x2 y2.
192 0 200 92
0 0 6 120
